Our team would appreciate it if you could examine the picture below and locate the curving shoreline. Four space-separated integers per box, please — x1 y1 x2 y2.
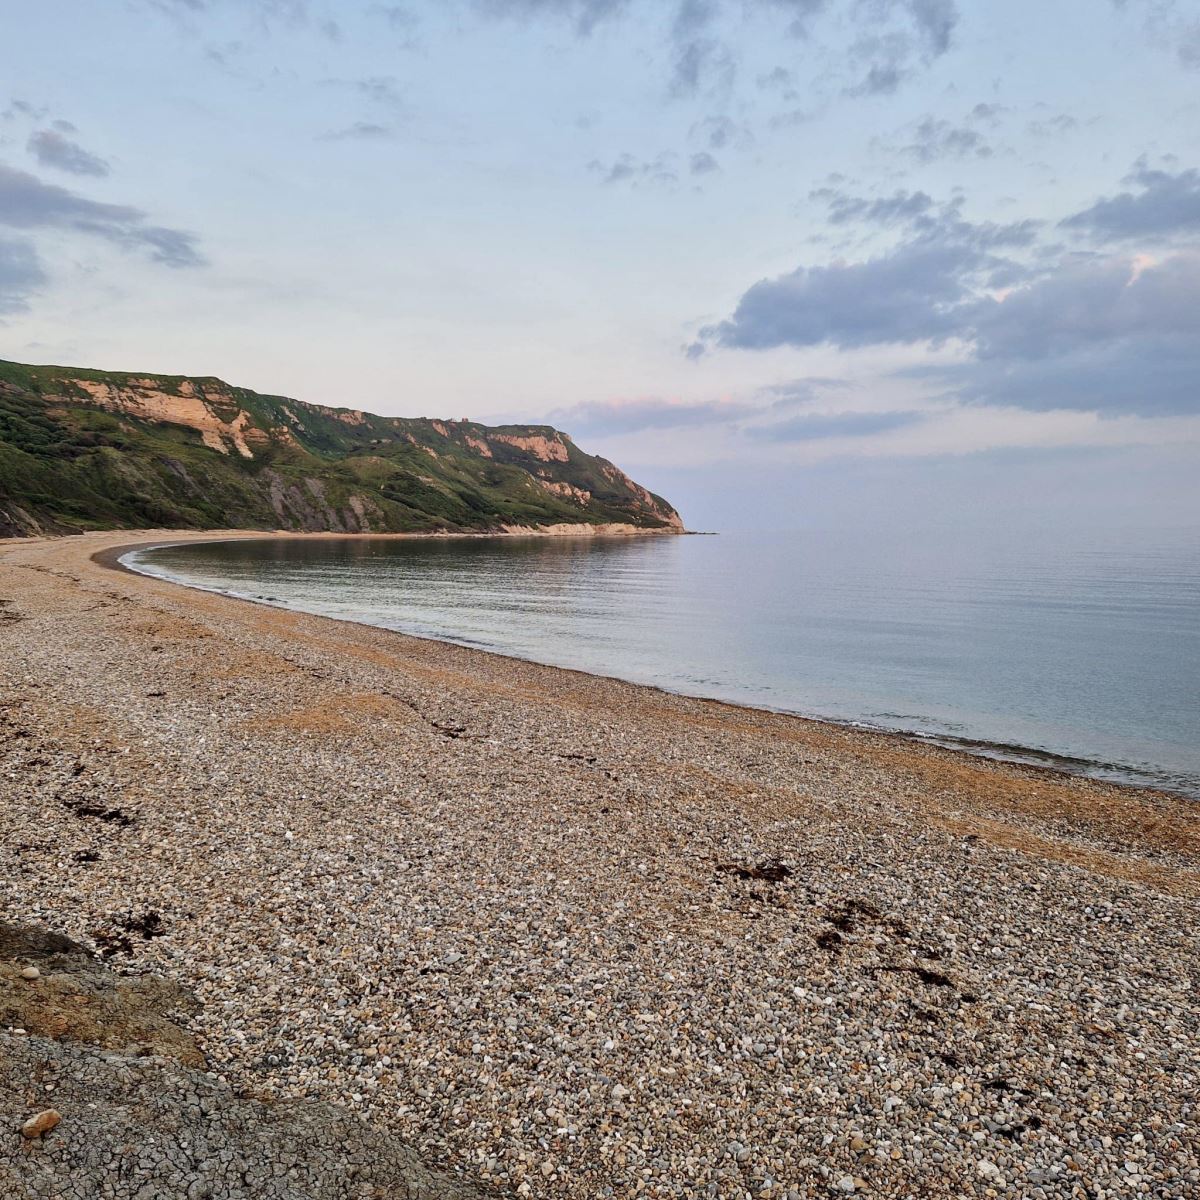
109 530 1195 802
2 530 1198 1198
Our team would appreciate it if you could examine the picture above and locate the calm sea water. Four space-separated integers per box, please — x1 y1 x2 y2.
127 529 1200 798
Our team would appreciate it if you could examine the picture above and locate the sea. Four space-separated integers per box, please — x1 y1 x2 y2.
125 526 1200 798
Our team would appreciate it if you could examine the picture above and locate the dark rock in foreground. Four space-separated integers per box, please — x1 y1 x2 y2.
0 922 489 1200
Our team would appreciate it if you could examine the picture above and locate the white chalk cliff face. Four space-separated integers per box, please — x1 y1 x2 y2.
72 379 261 458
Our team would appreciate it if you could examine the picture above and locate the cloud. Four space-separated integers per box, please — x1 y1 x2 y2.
144 0 342 40
906 0 958 54
756 65 793 90
816 187 935 227
587 151 677 187
471 0 628 36
474 0 956 100
760 0 828 39
27 129 110 177
690 115 753 151
0 235 45 313
547 383 916 445
813 186 1040 251
970 253 1200 362
1026 112 1078 138
902 116 992 163
318 122 394 141
0 164 203 267
690 151 720 175
1061 162 1200 243
370 3 419 38
696 238 987 353
843 1 959 95
550 396 754 436
910 330 1200 417
744 409 924 440
1114 0 1200 70
697 169 1200 418
350 76 405 108
968 102 1007 124
694 198 1040 356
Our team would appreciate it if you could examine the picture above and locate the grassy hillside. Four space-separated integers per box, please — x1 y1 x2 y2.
0 359 683 537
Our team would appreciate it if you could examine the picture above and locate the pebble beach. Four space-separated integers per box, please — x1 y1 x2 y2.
2 529 1197 1198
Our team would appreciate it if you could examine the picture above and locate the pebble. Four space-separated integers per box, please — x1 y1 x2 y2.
20 966 41 980
21 1109 61 1139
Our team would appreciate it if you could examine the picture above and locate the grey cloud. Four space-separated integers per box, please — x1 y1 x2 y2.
759 0 828 38
3 100 49 122
549 396 753 436
968 102 1007 124
588 152 677 187
844 1 959 96
353 76 404 107
477 0 954 98
903 116 992 163
1182 22 1200 67
815 187 935 227
0 164 203 267
671 39 734 96
471 0 628 36
691 115 753 151
697 236 1182 365
146 0 342 38
371 5 418 32
701 179 1200 417
0 235 45 313
906 0 958 55
1026 112 1078 138
850 59 907 96
690 151 720 175
970 253 1200 361
697 238 986 353
908 332 1200 417
546 388 912 443
1114 0 1200 70
745 409 923 440
756 66 793 90
1061 162 1200 242
813 186 1040 252
759 376 853 407
319 122 394 141
768 107 810 130
845 31 915 96
27 129 110 177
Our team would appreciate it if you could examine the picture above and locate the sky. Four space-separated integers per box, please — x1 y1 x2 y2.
2 0 1199 531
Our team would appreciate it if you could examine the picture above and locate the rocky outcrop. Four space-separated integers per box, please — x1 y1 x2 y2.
0 922 489 1199
488 432 570 463
69 378 258 458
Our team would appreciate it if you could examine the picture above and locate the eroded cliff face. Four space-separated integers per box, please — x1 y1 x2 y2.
0 359 685 536
597 460 685 530
69 379 259 458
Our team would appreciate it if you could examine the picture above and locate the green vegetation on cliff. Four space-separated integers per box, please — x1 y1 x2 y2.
0 359 683 537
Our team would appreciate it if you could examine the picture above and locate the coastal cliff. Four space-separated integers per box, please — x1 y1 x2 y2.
0 359 683 537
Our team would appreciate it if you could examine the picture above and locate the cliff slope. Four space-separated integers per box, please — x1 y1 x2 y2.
0 359 683 537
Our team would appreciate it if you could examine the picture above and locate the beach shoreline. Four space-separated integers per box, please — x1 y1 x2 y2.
2 530 1197 1198
107 529 1195 802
